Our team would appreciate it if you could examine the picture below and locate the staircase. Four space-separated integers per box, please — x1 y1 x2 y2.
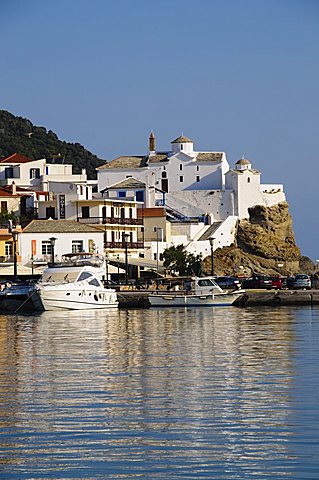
197 222 223 241
166 204 205 223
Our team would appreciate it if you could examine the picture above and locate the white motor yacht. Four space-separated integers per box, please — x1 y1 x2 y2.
36 252 118 311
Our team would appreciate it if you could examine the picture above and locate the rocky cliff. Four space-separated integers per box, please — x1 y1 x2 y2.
205 202 304 276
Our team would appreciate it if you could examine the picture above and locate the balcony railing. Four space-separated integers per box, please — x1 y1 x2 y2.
0 255 14 264
104 241 144 249
77 216 143 226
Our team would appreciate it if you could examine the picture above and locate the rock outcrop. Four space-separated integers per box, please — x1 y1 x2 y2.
205 202 304 276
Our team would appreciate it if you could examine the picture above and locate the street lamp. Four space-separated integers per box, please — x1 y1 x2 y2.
49 237 57 265
105 252 109 286
156 226 163 278
117 254 120 283
209 237 215 276
123 233 130 285
12 230 19 280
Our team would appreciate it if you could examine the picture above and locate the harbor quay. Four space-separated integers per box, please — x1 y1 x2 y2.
109 288 319 309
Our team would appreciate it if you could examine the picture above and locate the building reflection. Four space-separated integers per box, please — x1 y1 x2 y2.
0 306 310 477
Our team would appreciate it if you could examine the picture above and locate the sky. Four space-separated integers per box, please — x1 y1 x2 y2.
1 0 319 260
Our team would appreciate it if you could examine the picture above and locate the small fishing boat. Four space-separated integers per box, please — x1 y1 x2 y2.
148 276 243 307
36 252 118 311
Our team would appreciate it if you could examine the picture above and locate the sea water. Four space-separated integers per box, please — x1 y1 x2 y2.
0 306 319 479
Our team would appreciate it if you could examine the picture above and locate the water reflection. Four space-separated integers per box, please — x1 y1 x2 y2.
0 307 318 478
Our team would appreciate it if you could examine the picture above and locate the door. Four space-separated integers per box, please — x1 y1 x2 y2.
46 207 55 219
161 178 168 192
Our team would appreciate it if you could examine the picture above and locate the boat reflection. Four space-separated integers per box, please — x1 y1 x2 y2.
0 307 314 478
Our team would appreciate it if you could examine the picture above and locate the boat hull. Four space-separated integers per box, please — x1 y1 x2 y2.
38 287 118 311
148 292 241 307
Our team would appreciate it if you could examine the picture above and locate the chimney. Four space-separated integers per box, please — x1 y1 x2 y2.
149 131 156 155
11 181 16 195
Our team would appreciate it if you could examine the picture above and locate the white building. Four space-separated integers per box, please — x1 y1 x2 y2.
0 153 89 190
96 133 286 256
20 220 105 269
97 134 229 201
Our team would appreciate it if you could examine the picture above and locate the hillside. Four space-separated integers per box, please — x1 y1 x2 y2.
204 202 308 276
0 110 105 179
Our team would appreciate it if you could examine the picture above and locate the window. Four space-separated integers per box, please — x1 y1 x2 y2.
196 176 200 182
162 171 167 178
82 206 90 218
72 240 83 253
126 175 132 178
180 164 183 171
5 241 13 257
181 144 183 150
129 208 133 218
118 191 126 198
42 241 52 255
1 201 7 213
78 272 93 281
179 176 184 182
89 278 100 287
5 167 13 179
198 279 214 287
136 190 144 202
247 177 250 183
196 165 200 171
30 168 40 179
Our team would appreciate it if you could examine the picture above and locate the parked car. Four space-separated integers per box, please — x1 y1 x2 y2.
286 276 295 289
293 274 311 290
242 275 273 289
270 276 285 289
214 276 242 290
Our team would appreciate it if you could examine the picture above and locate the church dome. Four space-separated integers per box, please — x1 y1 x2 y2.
235 156 251 171
171 135 193 144
235 157 251 166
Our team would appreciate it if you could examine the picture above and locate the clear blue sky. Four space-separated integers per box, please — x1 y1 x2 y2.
1 0 318 260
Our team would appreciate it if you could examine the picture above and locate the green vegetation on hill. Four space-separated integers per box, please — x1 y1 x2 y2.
0 110 105 179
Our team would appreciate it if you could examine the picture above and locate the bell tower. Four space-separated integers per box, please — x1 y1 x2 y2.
149 131 156 154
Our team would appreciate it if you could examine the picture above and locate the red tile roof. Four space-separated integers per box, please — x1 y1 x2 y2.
0 187 18 197
0 153 37 164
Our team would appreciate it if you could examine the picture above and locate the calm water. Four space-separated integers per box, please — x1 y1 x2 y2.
0 306 319 479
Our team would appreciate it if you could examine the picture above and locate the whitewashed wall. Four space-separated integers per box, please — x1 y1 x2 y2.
20 231 104 266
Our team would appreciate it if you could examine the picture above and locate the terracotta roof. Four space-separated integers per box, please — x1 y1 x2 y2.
0 153 38 164
171 135 193 143
22 220 102 234
107 178 146 189
195 152 223 162
0 187 18 197
0 185 30 198
3 184 28 192
147 153 168 163
97 156 148 170
137 207 166 218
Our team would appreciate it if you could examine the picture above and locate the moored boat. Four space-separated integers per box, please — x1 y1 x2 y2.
148 276 244 307
36 252 118 311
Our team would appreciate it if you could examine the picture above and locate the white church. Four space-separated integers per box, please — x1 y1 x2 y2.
97 133 286 259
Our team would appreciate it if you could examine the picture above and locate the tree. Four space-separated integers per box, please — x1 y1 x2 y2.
163 244 202 276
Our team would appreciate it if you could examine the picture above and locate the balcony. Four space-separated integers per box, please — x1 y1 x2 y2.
0 255 14 264
77 216 143 226
104 241 144 250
